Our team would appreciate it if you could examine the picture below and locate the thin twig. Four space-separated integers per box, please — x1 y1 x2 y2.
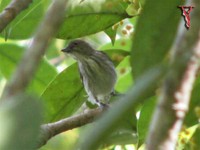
146 0 200 149
0 0 33 32
37 108 103 148
1 0 68 99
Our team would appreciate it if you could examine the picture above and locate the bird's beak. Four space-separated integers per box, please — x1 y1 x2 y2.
61 47 71 53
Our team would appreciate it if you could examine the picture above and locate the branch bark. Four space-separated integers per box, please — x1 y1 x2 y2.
0 0 33 32
146 0 200 149
1 0 68 99
37 108 103 148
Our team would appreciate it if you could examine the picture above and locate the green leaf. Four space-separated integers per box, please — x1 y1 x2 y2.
57 13 128 40
0 0 129 40
103 132 137 146
0 0 45 39
56 0 129 39
103 49 130 66
130 0 182 78
41 64 86 122
115 56 133 93
100 38 132 51
137 97 156 147
104 27 117 45
0 94 42 150
0 43 57 95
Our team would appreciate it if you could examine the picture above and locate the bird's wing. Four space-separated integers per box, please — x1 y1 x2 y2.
78 66 84 83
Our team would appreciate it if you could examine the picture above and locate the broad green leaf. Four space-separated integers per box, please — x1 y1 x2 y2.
104 27 117 45
0 0 45 39
131 0 182 78
45 39 65 60
137 97 156 147
0 43 57 95
100 38 132 51
56 0 129 39
115 56 133 93
129 16 139 26
103 49 130 66
0 94 42 150
41 64 86 122
0 0 129 40
103 132 137 146
57 13 128 40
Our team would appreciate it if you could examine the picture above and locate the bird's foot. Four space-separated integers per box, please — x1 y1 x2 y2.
97 102 110 110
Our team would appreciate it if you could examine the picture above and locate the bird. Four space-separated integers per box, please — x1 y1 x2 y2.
61 40 117 107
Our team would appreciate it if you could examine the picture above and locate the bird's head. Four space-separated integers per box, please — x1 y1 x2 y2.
61 40 94 60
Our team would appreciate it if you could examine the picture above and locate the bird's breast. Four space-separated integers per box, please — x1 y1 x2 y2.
78 58 116 95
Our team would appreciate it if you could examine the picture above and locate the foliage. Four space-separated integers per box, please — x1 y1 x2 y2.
0 0 199 150
0 95 42 150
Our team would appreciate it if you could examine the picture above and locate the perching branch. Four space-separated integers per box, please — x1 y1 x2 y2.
146 0 200 149
0 0 33 32
1 0 68 99
37 108 103 148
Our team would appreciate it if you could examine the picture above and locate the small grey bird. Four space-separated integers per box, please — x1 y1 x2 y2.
61 40 117 107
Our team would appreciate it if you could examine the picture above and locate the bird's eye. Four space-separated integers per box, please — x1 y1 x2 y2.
74 42 78 46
